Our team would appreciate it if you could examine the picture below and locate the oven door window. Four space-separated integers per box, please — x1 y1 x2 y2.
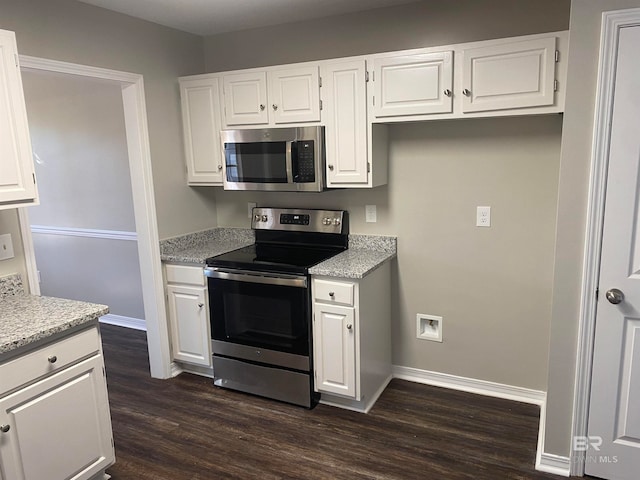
224 142 288 183
209 278 308 356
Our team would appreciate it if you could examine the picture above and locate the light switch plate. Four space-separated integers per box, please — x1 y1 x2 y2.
365 205 377 223
0 234 15 261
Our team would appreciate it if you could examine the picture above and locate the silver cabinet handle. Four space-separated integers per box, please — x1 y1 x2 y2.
0 425 9 433
329 291 335 297
198 303 204 308
48 355 57 364
218 165 223 171
259 104 265 111
328 165 334 171
272 104 278 111
606 288 624 305
444 89 452 97
462 88 471 96
346 324 353 330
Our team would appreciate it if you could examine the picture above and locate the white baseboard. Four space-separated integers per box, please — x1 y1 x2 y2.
99 314 146 331
392 365 545 405
392 365 570 477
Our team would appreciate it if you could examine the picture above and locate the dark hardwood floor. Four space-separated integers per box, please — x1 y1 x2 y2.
101 324 562 479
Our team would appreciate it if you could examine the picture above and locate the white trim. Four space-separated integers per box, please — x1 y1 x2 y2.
30 225 137 241
17 56 171 380
320 374 392 414
99 314 146 331
537 453 571 477
571 8 640 476
392 365 546 405
17 209 40 295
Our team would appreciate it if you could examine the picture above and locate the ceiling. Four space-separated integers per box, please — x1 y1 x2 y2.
76 0 419 36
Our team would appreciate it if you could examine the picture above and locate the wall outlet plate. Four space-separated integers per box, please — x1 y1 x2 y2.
365 204 377 223
416 314 443 342
0 234 15 261
476 206 491 227
248 202 257 219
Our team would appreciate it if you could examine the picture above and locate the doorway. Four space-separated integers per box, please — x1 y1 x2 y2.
16 56 170 379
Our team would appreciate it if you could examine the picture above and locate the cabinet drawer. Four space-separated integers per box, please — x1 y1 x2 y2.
166 264 206 286
314 279 354 306
0 326 100 396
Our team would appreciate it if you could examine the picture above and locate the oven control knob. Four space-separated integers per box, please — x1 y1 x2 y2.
254 214 261 222
333 218 341 226
261 215 268 222
323 217 331 226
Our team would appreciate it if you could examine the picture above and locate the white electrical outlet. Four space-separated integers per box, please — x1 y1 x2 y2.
476 206 491 227
365 205 377 223
248 202 257 219
0 234 15 261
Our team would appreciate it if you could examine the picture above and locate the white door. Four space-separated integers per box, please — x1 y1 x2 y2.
0 29 37 207
180 77 224 185
313 303 356 398
461 36 556 113
0 356 114 480
373 51 453 117
321 60 368 186
587 25 640 480
223 71 268 126
268 66 320 124
167 284 211 367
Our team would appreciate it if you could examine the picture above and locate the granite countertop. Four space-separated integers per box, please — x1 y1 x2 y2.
160 227 255 264
160 228 397 278
0 295 108 357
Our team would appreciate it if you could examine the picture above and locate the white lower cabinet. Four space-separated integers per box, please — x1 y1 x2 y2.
0 326 114 480
165 264 211 368
312 262 391 412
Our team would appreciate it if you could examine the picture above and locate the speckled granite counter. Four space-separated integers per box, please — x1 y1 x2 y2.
0 273 24 299
160 227 254 264
0 295 108 357
310 234 397 279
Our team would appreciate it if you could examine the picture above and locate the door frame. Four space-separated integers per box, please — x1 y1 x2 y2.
16 55 172 380
571 8 640 476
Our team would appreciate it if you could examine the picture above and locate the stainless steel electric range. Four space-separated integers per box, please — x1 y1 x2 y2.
204 207 348 408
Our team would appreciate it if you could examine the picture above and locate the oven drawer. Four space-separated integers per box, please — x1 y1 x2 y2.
313 279 354 306
166 264 206 286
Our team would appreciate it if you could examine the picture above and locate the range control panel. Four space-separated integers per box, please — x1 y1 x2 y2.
252 208 346 234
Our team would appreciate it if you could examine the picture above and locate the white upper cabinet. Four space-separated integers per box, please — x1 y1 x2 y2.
223 71 269 126
321 60 369 187
180 76 224 185
0 29 38 210
461 37 556 113
223 66 320 127
373 51 453 117
268 66 321 124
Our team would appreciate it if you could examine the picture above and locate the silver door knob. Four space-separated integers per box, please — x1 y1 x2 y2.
198 303 204 308
346 324 353 330
606 288 624 304
463 88 471 96
0 425 9 433
272 104 278 111
329 291 335 297
259 104 265 111
48 355 57 364
444 89 452 97
328 165 334 171
218 165 223 170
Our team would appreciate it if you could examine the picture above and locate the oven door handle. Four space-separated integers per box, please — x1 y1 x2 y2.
204 267 308 288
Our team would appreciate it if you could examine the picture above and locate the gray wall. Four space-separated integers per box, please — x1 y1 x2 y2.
544 0 640 458
22 70 144 320
0 0 216 240
205 0 570 392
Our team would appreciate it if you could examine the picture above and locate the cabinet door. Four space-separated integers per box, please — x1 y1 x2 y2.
321 61 368 187
0 29 38 209
268 66 321 124
313 303 356 398
373 51 453 117
167 284 211 367
223 71 269 126
461 37 556 113
0 355 114 480
180 77 224 185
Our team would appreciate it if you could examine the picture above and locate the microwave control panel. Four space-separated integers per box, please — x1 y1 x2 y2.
292 140 315 183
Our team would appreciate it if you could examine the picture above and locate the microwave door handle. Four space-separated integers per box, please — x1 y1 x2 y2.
286 140 294 183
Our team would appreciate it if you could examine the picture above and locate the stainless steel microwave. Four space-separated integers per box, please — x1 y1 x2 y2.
221 126 325 192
